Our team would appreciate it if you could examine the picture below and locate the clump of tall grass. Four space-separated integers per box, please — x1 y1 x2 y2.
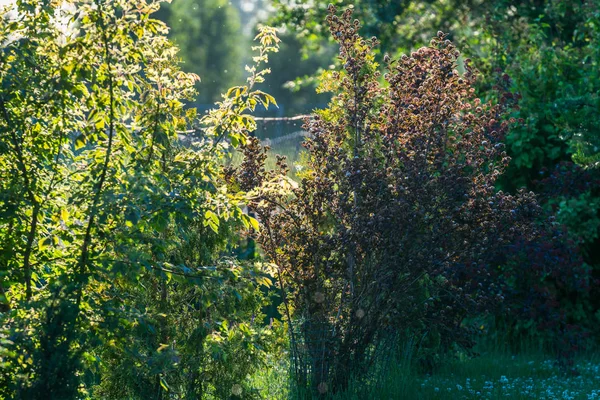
250 339 600 399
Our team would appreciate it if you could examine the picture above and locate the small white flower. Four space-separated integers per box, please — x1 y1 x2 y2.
231 384 242 396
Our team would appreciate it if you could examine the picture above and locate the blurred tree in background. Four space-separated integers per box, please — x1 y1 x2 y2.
257 29 334 115
157 0 334 124
155 0 244 105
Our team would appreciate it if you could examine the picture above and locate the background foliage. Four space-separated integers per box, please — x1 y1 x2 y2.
154 0 244 105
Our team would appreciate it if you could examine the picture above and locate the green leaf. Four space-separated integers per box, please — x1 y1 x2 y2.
38 236 52 251
230 134 239 148
95 118 105 130
75 134 87 150
204 210 220 233
248 215 260 232
157 343 169 353
257 275 272 287
60 208 69 222
159 377 169 392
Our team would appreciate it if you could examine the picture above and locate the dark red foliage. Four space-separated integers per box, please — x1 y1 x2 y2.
534 161 600 201
230 6 590 393
488 228 589 360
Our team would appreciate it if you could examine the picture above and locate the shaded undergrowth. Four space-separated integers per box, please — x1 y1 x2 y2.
250 341 600 399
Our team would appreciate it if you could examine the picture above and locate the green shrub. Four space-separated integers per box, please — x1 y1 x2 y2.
0 1 281 398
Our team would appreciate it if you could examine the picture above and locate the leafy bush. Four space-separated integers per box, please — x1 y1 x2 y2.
272 0 600 354
228 5 583 394
0 1 282 398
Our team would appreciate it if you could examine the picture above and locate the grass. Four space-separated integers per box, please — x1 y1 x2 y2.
389 353 600 400
249 345 600 399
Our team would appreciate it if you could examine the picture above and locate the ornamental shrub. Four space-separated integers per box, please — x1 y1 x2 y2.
229 5 585 394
